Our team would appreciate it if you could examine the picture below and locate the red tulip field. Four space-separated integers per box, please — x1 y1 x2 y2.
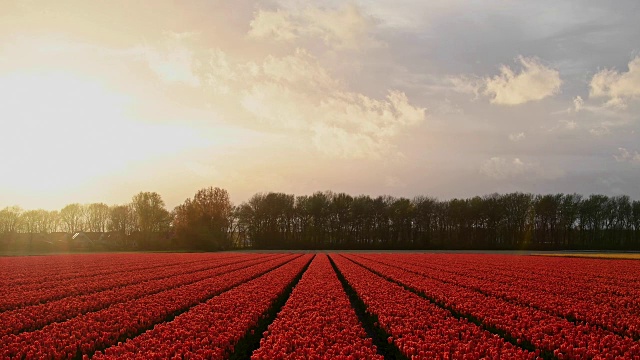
1 252 639 359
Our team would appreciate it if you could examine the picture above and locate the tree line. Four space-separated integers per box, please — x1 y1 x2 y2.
0 192 172 249
2 188 640 251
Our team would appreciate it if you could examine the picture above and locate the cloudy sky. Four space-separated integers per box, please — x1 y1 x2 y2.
1 0 639 210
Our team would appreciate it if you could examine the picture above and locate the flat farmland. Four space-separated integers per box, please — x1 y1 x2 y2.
1 253 639 359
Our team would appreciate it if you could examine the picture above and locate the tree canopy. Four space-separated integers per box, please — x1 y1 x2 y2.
2 189 640 251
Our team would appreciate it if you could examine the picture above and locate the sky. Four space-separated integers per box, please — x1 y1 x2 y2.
1 0 639 210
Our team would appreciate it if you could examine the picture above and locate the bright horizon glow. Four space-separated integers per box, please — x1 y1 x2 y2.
1 1 639 211
0 71 133 191
0 69 210 205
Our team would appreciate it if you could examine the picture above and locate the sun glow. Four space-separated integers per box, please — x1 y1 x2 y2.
0 70 140 193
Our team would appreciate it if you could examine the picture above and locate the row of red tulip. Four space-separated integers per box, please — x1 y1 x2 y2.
331 255 536 359
394 254 640 304
0 254 281 337
0 253 262 312
251 254 383 360
0 252 221 287
93 254 313 359
345 254 640 359
0 253 232 296
361 254 640 339
0 253 140 283
0 254 300 359
396 253 640 339
403 254 640 290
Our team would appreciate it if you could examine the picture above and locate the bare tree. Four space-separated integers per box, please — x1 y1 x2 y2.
59 203 86 233
43 210 60 233
86 203 110 232
19 210 41 234
108 205 134 235
0 206 23 234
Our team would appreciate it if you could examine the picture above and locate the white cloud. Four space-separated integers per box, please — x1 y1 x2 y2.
260 49 338 88
241 80 425 158
552 91 635 135
508 132 525 142
571 96 584 112
241 81 312 129
557 94 624 118
590 56 640 108
248 4 381 50
141 32 200 86
201 47 425 159
451 56 561 105
204 49 237 94
312 90 425 159
311 123 382 159
483 56 562 105
614 147 640 164
248 9 298 41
